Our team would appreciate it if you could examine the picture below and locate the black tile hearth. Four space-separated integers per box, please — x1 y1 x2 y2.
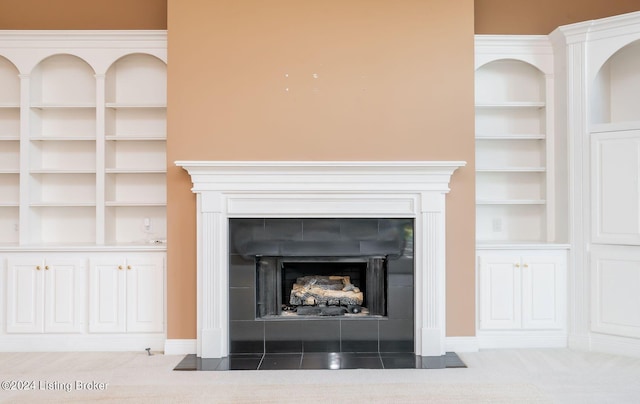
174 352 466 371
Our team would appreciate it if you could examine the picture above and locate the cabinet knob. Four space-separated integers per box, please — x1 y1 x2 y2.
36 265 41 270
45 265 49 270
523 263 529 268
118 265 123 270
514 263 520 268
127 265 132 270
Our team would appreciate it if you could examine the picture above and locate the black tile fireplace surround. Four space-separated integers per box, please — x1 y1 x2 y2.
228 218 415 356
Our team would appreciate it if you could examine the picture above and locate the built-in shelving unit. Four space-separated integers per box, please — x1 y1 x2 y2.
475 37 556 243
104 53 167 245
0 31 168 354
0 31 167 247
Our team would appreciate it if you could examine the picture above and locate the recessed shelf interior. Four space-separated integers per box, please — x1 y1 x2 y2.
105 107 166 137
30 55 96 105
0 140 20 170
0 108 20 137
106 53 167 105
0 55 19 104
476 107 546 137
105 206 166 245
477 204 545 242
476 59 545 103
30 140 96 171
28 206 96 244
29 173 96 205
105 140 166 171
29 107 96 138
105 173 166 204
0 206 19 244
476 139 545 169
591 40 640 125
0 174 19 204
476 171 546 201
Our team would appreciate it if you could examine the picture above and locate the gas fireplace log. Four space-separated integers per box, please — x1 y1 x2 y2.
289 275 364 306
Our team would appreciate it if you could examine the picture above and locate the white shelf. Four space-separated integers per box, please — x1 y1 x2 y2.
30 104 96 109
30 136 96 141
476 102 545 109
105 135 166 141
477 199 546 205
105 169 166 174
30 202 96 207
106 103 166 109
476 134 546 140
476 167 546 172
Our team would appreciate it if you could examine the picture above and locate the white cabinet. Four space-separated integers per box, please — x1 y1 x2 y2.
0 31 167 247
89 254 164 333
6 256 83 333
478 250 566 331
475 36 561 243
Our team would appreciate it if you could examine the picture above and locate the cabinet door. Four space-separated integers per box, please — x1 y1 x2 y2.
6 258 44 333
89 258 126 333
521 254 565 329
125 255 164 333
44 258 83 333
478 254 521 330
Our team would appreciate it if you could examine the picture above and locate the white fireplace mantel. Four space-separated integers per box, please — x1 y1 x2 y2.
176 160 466 358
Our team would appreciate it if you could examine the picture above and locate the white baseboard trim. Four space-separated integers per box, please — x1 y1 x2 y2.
445 336 479 352
567 334 591 351
477 331 568 349
589 333 640 358
0 334 166 353
164 339 197 355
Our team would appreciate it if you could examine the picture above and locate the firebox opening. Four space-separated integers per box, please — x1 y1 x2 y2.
256 257 388 319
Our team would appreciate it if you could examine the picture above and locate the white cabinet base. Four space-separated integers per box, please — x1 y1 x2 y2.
0 334 165 352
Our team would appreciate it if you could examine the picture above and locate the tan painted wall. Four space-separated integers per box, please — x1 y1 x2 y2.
166 0 476 338
0 0 166 30
476 0 640 34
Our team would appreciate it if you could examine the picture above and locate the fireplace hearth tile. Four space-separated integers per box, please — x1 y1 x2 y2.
217 354 263 371
299 320 341 353
265 321 303 353
260 353 302 370
173 352 465 371
340 320 379 353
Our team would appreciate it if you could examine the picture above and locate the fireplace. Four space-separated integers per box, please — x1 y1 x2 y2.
176 160 465 358
228 218 415 354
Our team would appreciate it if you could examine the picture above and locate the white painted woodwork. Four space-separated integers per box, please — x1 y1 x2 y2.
0 31 167 247
0 31 167 352
6 256 82 333
591 131 640 244
6 258 44 333
552 10 640 353
478 254 521 330
125 255 165 333
477 250 566 332
177 160 465 358
89 254 164 334
89 257 127 333
591 245 640 338
475 36 559 243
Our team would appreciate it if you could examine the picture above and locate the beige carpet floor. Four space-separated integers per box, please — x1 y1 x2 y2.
1 349 639 403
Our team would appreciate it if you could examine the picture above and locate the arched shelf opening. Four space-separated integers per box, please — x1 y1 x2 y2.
591 40 640 126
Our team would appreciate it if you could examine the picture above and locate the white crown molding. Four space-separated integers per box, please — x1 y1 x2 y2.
0 30 167 48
